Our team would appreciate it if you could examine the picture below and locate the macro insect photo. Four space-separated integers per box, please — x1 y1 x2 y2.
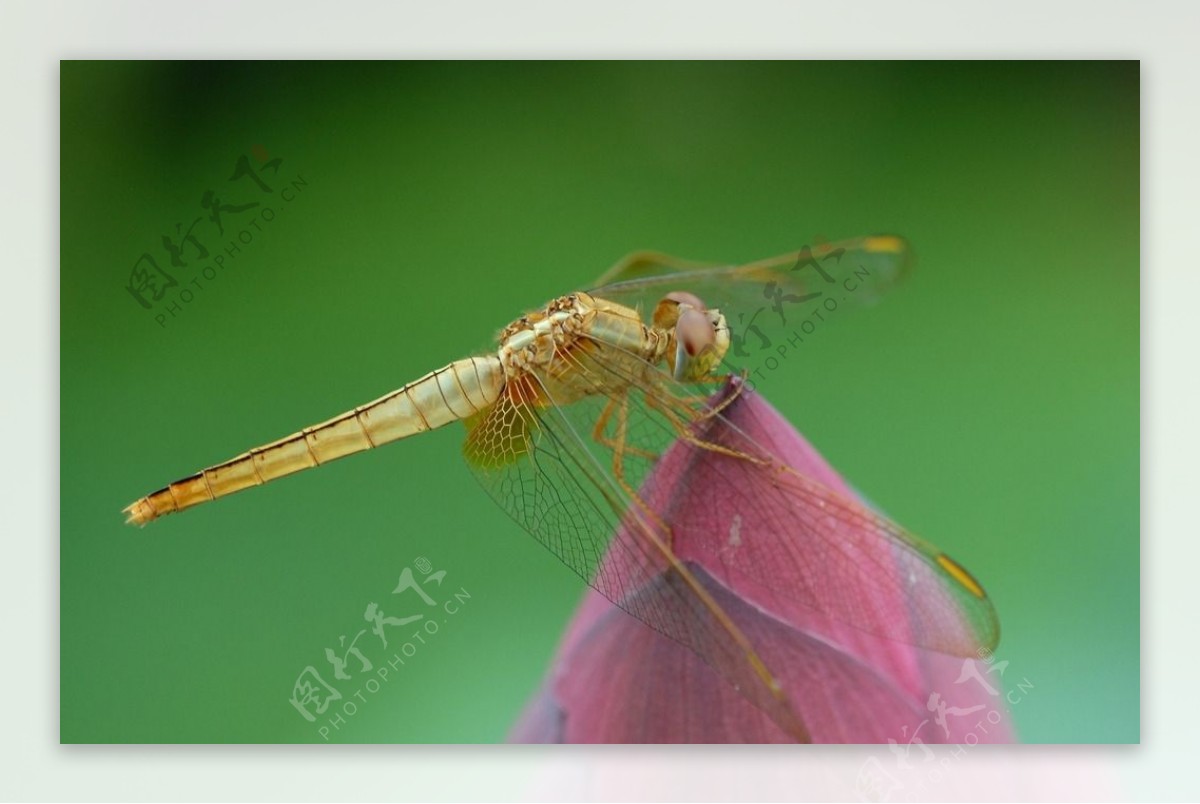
60 61 1138 747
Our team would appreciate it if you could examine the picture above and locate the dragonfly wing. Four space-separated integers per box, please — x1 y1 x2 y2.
460 294 996 737
589 249 722 287
588 235 913 324
558 341 1000 659
668 388 1000 657
460 373 813 741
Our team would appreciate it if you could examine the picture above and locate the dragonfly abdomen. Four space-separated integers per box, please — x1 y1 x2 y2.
124 357 504 526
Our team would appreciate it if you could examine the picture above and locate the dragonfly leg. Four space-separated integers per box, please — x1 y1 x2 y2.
698 376 747 420
611 393 809 739
591 396 617 442
666 374 748 423
591 394 808 739
592 395 658 462
604 393 677 547
648 392 769 466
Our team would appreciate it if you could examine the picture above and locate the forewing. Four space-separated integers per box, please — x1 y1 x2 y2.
461 373 812 741
566 340 1000 659
588 235 913 322
461 311 996 739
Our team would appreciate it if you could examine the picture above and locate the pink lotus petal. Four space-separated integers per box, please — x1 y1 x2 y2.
511 379 1013 744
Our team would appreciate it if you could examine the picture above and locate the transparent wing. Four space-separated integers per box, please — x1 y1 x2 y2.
461 370 812 741
556 337 1000 658
460 334 997 738
588 235 913 323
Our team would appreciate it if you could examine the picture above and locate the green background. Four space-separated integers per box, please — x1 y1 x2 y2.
61 61 1139 744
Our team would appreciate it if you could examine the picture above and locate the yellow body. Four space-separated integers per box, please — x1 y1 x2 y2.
124 292 722 525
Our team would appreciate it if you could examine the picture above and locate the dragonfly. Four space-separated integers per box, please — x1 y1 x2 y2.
124 235 998 742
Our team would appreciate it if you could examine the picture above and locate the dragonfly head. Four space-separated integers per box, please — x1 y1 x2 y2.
653 292 730 383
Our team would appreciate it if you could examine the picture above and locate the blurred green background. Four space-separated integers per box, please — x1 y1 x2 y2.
60 61 1138 744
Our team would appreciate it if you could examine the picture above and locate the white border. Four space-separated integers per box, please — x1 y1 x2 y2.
6 0 1193 800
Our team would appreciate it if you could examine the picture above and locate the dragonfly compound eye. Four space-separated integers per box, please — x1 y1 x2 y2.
652 290 708 329
673 308 724 382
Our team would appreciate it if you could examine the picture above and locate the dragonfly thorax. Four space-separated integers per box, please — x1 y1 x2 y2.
494 290 730 408
497 294 591 378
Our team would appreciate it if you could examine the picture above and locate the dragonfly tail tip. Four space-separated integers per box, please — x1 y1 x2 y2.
122 499 156 527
